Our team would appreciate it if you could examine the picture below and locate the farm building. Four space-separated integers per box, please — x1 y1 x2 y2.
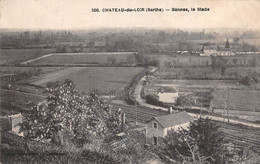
157 86 178 104
200 44 218 56
200 39 235 56
216 47 235 56
146 111 194 145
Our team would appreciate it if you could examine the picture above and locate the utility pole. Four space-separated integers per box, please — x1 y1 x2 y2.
109 89 112 103
227 89 230 123
89 74 92 94
200 102 202 117
135 94 138 126
94 69 96 95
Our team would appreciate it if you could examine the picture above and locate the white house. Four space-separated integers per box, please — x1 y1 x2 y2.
216 48 235 56
157 86 178 104
200 45 218 56
200 39 235 56
146 111 194 145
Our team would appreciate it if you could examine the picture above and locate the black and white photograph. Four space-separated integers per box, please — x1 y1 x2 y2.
0 0 260 163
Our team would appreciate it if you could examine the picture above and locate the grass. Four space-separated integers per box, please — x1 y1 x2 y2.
213 108 260 122
147 78 260 121
27 52 135 65
150 54 260 68
212 89 260 112
0 66 64 75
31 67 145 94
0 48 56 65
158 67 260 81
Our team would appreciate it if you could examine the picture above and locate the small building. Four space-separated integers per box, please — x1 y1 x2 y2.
216 47 235 56
200 39 235 56
200 44 218 56
0 113 23 136
146 111 194 145
157 86 178 104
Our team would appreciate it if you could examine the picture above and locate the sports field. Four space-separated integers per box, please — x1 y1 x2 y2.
24 52 135 65
31 67 144 94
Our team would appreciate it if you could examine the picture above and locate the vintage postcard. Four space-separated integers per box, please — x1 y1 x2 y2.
1 0 260 163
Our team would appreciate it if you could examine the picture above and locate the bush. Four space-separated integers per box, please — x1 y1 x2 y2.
239 76 256 87
146 94 163 106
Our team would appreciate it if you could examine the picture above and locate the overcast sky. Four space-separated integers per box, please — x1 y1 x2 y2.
1 0 260 30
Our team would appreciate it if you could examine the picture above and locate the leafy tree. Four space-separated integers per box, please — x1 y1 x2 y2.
106 108 124 134
218 57 228 77
232 58 238 65
239 75 256 88
164 61 173 68
241 42 257 52
251 57 257 67
160 117 226 164
19 81 109 146
87 41 95 48
146 94 163 106
147 58 160 67
160 128 208 164
210 56 218 72
107 56 117 66
210 56 228 76
189 117 226 163
175 95 193 107
126 54 135 65
233 37 240 44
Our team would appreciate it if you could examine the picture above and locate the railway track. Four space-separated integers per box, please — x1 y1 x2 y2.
214 121 260 152
224 133 260 152
110 103 260 152
219 123 260 136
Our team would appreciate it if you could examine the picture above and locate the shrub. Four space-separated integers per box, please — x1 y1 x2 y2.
146 94 163 106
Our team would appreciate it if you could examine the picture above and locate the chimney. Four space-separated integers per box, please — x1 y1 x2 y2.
169 107 173 114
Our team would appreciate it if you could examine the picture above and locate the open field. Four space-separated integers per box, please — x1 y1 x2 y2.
23 52 135 65
158 67 260 80
0 66 64 76
160 67 260 76
212 89 260 112
214 109 260 122
31 67 144 94
0 48 56 65
145 78 260 122
149 54 260 67
156 80 260 113
158 79 245 89
147 79 247 96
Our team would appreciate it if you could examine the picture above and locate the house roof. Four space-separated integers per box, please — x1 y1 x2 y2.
157 86 178 93
148 112 194 128
218 47 231 51
202 45 217 51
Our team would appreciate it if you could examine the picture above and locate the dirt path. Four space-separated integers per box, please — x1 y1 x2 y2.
20 53 54 65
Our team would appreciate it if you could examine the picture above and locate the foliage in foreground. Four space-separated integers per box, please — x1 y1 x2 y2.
19 80 123 147
158 117 226 164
